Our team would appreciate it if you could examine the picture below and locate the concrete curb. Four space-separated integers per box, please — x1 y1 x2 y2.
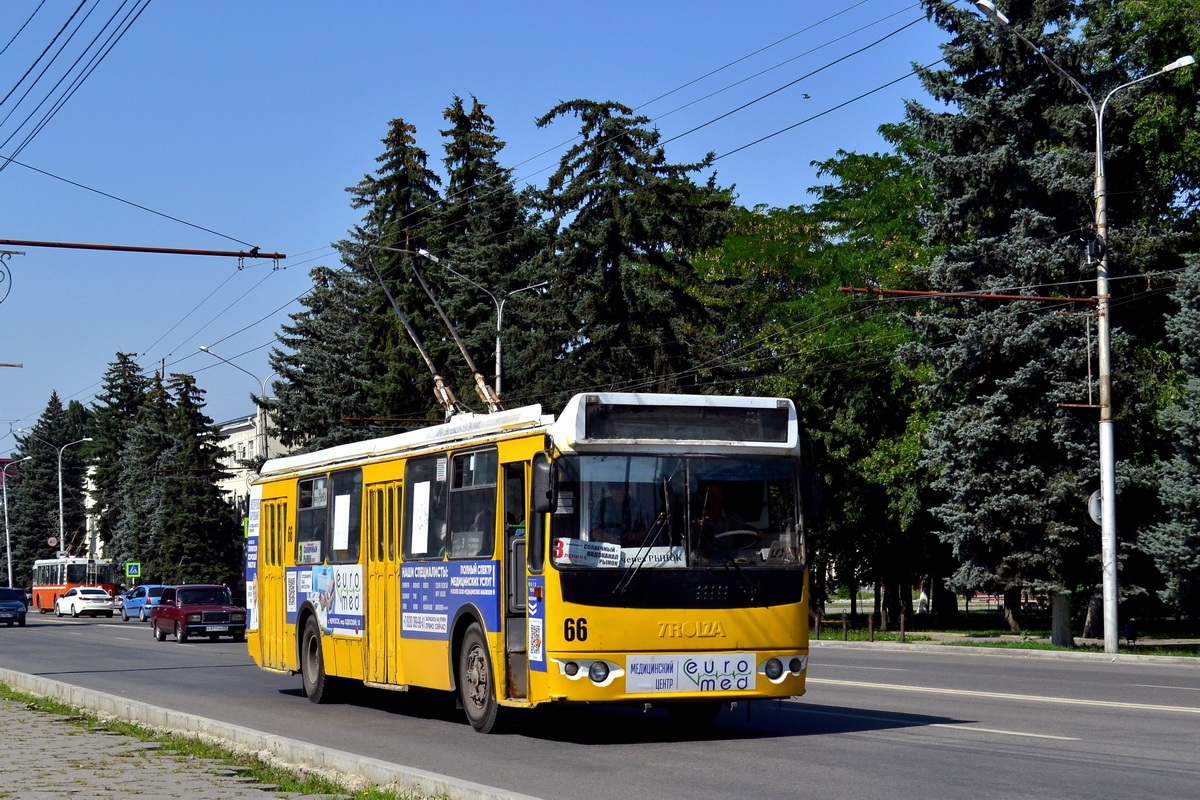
810 638 1200 666
0 667 540 800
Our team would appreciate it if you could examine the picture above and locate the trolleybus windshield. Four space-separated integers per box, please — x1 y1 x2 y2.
549 454 803 570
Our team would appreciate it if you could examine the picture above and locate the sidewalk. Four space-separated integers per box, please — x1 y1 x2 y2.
0 694 338 800
0 667 538 800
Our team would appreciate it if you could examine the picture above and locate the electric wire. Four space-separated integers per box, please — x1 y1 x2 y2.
0 0 48 59
0 0 153 176
0 0 85 112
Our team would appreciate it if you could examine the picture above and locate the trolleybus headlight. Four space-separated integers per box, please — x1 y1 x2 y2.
588 661 610 683
764 658 784 680
790 657 804 673
563 661 580 677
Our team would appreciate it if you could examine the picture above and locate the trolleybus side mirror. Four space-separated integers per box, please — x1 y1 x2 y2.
531 453 554 514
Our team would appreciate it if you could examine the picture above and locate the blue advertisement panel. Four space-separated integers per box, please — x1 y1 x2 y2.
400 560 502 640
528 575 546 672
284 564 364 636
245 486 261 632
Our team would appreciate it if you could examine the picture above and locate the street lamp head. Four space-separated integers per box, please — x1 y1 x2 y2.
416 248 440 264
1162 55 1196 73
974 0 1010 25
200 345 211 352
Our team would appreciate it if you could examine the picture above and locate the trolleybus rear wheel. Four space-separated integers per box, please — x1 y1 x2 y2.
458 623 500 733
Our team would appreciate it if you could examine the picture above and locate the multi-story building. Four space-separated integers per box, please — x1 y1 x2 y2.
213 415 285 515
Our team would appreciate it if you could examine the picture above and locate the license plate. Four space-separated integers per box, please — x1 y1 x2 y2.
205 625 229 632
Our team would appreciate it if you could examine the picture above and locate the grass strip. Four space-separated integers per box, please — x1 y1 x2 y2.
0 683 444 800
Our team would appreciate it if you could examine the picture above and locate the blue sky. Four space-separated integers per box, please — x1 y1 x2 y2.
0 0 951 447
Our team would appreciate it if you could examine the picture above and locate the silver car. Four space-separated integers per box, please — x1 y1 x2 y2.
54 587 115 618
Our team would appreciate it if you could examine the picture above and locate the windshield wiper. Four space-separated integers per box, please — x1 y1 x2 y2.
614 476 674 596
613 511 670 596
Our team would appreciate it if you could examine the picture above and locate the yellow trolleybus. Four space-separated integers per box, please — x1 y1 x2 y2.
246 392 813 731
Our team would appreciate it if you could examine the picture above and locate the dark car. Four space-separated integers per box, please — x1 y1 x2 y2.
0 587 27 627
150 584 246 643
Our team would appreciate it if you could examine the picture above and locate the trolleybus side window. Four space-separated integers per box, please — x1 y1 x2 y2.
447 448 497 559
404 455 448 560
297 476 328 564
295 470 362 565
329 469 363 564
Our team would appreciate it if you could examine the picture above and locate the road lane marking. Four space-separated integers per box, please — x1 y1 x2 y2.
814 664 908 672
1129 684 1200 693
797 708 1078 740
808 678 1200 715
929 724 1077 740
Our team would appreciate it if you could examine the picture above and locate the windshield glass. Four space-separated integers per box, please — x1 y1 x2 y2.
549 454 803 570
179 588 230 605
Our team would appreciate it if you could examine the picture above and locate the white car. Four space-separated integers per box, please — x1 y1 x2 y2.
54 587 115 618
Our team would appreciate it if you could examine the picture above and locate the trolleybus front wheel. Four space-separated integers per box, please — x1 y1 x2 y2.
458 623 501 733
301 617 339 704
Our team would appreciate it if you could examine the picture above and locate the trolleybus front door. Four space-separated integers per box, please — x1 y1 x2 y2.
367 481 403 685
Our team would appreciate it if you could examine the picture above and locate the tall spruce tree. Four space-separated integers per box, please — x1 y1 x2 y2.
435 96 545 407
343 116 449 423
532 99 736 405
110 375 172 580
9 392 90 585
1147 256 1200 617
154 374 240 586
89 353 149 548
905 0 1105 636
269 265 380 450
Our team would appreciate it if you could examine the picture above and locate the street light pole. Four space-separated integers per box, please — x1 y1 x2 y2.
20 432 92 558
33 436 95 559
199 346 274 461
422 254 548 396
3 455 31 588
975 0 1194 654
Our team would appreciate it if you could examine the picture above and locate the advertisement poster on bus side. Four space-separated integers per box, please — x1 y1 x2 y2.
245 485 262 632
284 564 364 636
400 560 501 640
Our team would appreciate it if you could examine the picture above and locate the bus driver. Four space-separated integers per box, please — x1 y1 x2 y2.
590 482 648 546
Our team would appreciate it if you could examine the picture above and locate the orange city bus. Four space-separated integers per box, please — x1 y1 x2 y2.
32 556 117 613
246 392 814 732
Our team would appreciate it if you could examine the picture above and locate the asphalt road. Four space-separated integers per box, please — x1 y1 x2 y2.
3 613 1199 800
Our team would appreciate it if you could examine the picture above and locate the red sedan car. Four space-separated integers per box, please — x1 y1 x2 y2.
150 584 246 643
